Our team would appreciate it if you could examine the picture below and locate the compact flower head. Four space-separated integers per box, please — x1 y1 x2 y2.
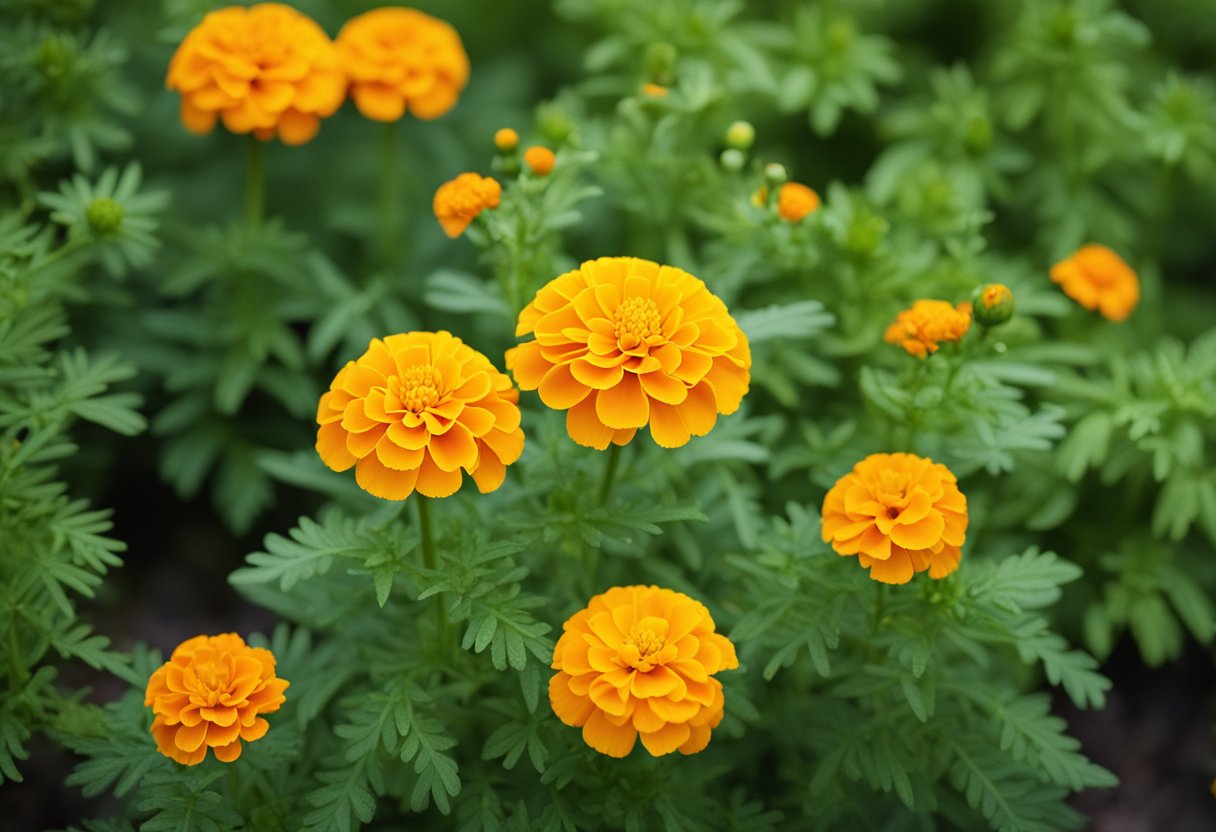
1050 244 1139 321
507 256 751 449
550 585 738 757
433 173 501 238
316 331 524 500
166 3 346 145
336 7 468 122
777 182 820 222
144 633 288 765
821 452 968 584
884 299 972 357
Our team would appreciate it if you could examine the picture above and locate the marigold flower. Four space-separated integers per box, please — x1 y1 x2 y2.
166 4 346 145
494 127 519 152
821 453 968 585
506 257 751 450
550 585 739 758
316 331 523 500
432 173 501 238
777 182 820 222
640 82 669 97
1050 244 1139 322
144 633 288 765
524 146 556 176
884 299 972 358
335 7 468 122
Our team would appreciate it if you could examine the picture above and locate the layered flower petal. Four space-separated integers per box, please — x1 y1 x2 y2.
509 257 751 450
433 173 501 238
884 300 972 357
317 331 524 501
550 585 738 758
1050 244 1139 322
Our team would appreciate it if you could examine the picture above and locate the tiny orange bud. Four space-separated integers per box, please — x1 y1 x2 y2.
524 145 556 176
972 283 1014 328
640 82 669 98
494 127 519 152
777 182 820 223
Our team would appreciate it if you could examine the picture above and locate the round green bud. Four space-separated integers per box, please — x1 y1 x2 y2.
725 120 756 151
972 283 1015 328
963 114 993 154
86 198 124 236
536 102 574 146
763 163 787 187
719 149 746 172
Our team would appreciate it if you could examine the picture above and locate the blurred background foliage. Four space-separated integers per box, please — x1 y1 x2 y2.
1 0 1215 829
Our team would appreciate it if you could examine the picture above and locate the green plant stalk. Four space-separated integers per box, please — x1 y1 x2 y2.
416 496 448 652
380 121 399 269
597 442 622 506
246 136 264 228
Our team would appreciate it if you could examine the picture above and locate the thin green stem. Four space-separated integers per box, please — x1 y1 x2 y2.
866 582 887 663
416 496 449 652
246 136 264 228
228 765 241 815
379 121 399 268
597 443 622 506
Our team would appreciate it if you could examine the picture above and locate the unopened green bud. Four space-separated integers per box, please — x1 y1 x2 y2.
963 114 992 154
86 198 124 236
826 17 857 51
763 163 787 187
645 42 677 85
719 149 745 172
37 35 72 80
536 102 574 146
725 120 755 151
972 283 1015 328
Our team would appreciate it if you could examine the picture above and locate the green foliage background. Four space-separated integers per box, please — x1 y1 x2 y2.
1 0 1215 829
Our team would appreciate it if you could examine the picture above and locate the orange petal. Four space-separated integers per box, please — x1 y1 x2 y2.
566 395 616 449
538 363 591 410
639 720 691 756
355 453 418 501
316 422 357 471
414 451 463 498
549 672 595 727
595 373 649 430
582 709 638 758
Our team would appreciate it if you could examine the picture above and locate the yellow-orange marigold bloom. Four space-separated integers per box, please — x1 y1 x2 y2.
778 182 820 222
166 4 346 145
884 299 972 358
316 331 523 501
432 173 501 238
494 127 519 152
335 7 468 122
144 633 288 765
506 257 751 450
821 453 968 585
1050 244 1139 322
524 146 556 176
550 585 739 758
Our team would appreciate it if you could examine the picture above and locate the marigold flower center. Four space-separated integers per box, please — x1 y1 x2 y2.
620 618 669 671
392 365 443 413
614 297 663 350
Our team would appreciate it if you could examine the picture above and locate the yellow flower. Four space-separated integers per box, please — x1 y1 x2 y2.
166 4 346 145
821 453 968 585
523 146 556 176
1050 244 1139 322
336 7 468 122
777 182 820 222
884 300 972 358
316 331 524 500
144 633 288 765
432 173 501 238
494 127 519 152
550 585 738 757
506 257 751 450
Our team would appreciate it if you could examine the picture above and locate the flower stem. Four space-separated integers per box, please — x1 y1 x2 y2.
416 496 449 651
246 136 264 228
597 443 622 506
379 121 399 269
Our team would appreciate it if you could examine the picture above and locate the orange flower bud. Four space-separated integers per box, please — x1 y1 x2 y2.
432 172 501 238
777 182 820 223
523 145 556 176
494 127 519 152
972 283 1015 328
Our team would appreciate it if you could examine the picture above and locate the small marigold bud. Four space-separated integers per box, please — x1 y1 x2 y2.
524 146 556 176
763 163 787 187
725 120 755 150
494 128 519 152
719 148 745 172
640 83 669 98
750 186 769 208
972 283 1014 328
86 198 125 236
645 42 677 84
777 182 820 223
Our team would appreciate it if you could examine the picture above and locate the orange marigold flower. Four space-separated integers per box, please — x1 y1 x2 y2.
336 7 468 122
883 299 972 358
166 4 346 145
524 145 556 176
432 173 501 238
777 182 820 222
506 257 751 450
1050 244 1139 322
550 585 739 758
821 453 968 585
494 127 519 152
316 331 524 501
144 633 288 765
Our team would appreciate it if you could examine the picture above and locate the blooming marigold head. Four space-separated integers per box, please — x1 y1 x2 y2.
432 173 501 238
144 633 288 765
523 145 556 176
335 7 468 122
884 299 972 358
316 331 524 500
1050 244 1139 322
166 4 346 145
506 257 751 450
550 585 738 758
777 182 820 222
821 452 968 585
